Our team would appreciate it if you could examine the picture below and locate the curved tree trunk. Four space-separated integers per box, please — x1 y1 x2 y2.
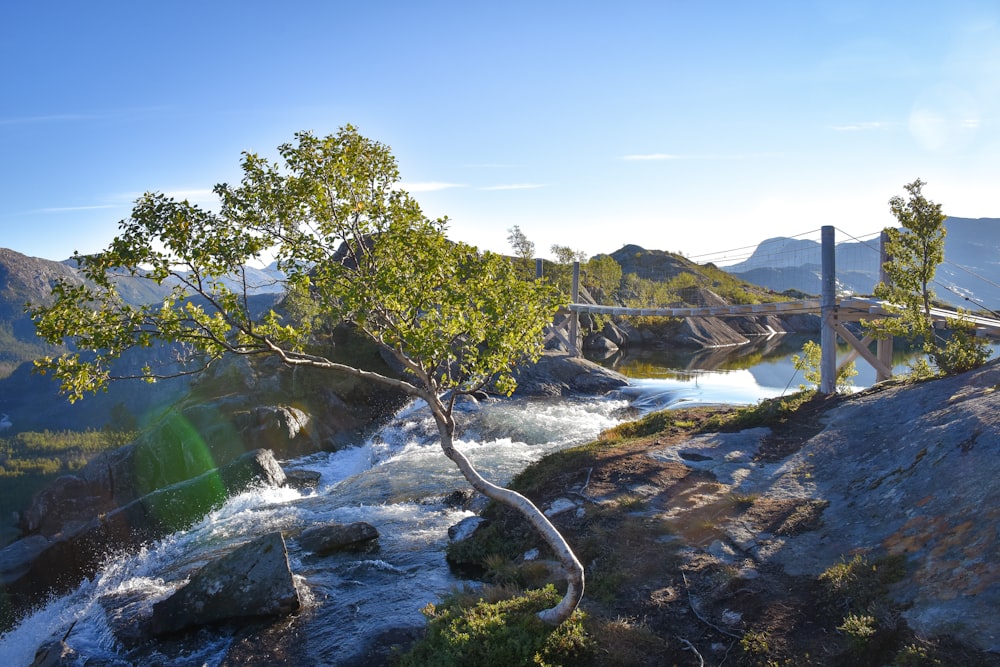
431 406 584 625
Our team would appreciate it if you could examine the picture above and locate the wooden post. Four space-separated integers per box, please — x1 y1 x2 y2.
875 230 893 381
570 261 580 356
820 226 837 394
536 258 544 280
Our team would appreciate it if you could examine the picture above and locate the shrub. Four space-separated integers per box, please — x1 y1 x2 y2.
396 585 594 667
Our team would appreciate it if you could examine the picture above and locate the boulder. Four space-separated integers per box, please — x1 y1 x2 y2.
151 532 299 636
298 522 379 555
582 333 619 354
283 468 322 490
237 405 319 457
675 317 749 348
448 516 488 543
511 353 629 396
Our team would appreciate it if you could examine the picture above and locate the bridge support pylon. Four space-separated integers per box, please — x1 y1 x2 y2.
820 226 837 394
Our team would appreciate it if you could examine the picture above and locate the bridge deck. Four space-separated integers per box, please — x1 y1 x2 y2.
568 296 1000 336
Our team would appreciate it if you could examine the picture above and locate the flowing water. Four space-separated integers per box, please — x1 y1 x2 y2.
0 337 960 665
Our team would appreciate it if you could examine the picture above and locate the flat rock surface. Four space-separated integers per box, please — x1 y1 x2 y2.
644 361 1000 652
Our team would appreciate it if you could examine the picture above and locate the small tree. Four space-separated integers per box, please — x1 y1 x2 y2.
867 179 991 375
792 340 857 393
506 225 536 280
581 255 622 304
29 126 584 624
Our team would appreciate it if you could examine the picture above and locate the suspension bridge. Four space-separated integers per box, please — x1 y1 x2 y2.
548 225 1000 394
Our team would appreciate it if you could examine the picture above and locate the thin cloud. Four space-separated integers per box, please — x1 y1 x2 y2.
397 181 466 192
622 153 682 161
478 183 545 191
33 204 118 214
831 121 895 131
622 152 781 161
463 163 521 169
0 113 99 126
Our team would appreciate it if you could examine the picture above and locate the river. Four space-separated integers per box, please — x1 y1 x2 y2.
0 336 977 665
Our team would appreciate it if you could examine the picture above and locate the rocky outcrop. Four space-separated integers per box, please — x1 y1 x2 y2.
151 532 299 637
510 353 629 396
1 449 286 626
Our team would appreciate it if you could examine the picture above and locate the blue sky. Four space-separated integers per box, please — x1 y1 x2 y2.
2 1 998 264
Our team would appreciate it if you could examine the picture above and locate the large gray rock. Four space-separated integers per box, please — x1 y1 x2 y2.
666 360 1000 652
151 532 299 636
511 353 629 396
675 316 749 348
298 522 379 555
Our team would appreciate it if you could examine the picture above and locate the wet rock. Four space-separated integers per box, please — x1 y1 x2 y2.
283 468 322 490
511 353 629 396
0 449 287 622
239 405 319 457
299 522 379 555
151 532 299 637
448 516 487 543
30 640 76 667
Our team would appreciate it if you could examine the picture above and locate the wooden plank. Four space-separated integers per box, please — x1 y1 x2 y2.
833 321 893 380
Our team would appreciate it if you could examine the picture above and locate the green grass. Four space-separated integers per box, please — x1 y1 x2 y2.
395 585 594 667
0 428 134 545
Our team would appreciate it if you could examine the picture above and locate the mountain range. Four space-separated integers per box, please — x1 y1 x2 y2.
722 217 1000 311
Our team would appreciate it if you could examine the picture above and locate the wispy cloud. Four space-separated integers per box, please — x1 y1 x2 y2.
622 153 682 161
463 163 520 169
478 183 545 191
397 181 466 192
33 204 118 214
622 152 781 161
831 121 895 131
0 113 99 126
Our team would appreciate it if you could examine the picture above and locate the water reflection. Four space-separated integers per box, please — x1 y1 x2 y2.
589 334 961 400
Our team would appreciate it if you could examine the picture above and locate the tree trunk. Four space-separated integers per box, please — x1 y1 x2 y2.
432 406 584 625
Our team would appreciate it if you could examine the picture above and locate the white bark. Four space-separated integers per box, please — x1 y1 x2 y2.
431 405 584 625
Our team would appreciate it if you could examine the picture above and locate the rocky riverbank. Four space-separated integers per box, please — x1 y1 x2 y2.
443 359 1000 665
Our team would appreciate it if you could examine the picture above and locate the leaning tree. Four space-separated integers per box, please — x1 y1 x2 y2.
30 126 585 624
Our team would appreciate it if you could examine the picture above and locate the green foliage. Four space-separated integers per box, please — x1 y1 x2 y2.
893 643 939 666
581 255 622 304
792 340 857 392
397 585 594 667
602 410 692 441
877 179 946 325
30 126 564 404
507 225 537 280
928 316 992 375
837 613 878 653
817 553 906 616
703 390 816 432
865 179 989 377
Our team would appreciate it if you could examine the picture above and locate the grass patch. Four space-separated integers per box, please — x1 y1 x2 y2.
702 390 817 432
395 585 594 667
817 553 907 616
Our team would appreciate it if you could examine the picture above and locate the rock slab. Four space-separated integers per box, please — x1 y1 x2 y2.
151 531 299 636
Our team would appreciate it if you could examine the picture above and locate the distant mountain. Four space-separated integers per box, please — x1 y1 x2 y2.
723 217 1000 311
0 248 285 432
